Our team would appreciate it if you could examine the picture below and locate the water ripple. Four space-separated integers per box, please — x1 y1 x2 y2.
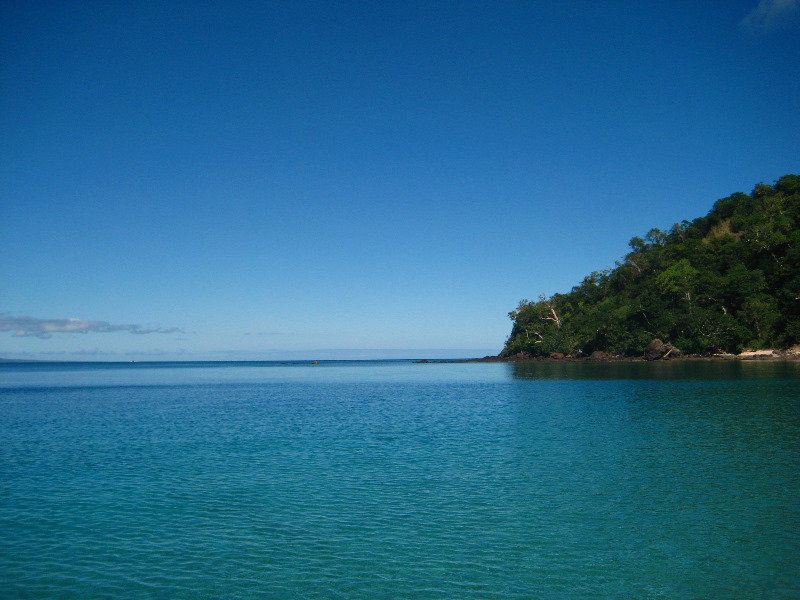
1 366 799 598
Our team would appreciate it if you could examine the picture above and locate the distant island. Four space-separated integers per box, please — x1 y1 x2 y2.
500 174 800 360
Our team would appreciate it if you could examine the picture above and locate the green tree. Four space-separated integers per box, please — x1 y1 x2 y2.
655 259 700 309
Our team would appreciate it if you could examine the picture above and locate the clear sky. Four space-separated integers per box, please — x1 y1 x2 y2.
2 0 799 361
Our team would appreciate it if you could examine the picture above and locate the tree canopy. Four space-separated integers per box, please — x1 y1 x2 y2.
501 175 800 357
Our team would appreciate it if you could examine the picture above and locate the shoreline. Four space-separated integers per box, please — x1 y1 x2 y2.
408 349 800 364
459 350 800 364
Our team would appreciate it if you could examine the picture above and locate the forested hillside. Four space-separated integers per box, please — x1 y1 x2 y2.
502 175 800 357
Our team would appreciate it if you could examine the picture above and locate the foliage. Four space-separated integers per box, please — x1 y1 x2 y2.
501 175 800 357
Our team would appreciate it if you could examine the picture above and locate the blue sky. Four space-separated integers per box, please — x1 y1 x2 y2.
2 0 799 361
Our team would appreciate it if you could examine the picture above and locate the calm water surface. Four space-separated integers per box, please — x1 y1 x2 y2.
1 360 798 599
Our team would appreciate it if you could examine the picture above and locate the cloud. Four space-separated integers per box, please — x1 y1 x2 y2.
741 0 800 32
0 315 184 339
243 331 282 336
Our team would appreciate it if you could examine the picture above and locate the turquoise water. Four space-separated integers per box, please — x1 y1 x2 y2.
1 360 798 599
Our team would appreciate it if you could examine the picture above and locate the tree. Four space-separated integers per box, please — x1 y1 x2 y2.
655 259 700 309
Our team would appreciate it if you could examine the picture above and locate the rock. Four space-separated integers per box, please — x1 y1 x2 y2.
644 339 667 360
643 339 681 360
664 344 681 359
476 355 504 362
550 352 565 359
589 350 609 360
739 349 774 358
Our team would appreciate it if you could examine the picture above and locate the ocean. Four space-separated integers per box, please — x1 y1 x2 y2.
1 360 798 599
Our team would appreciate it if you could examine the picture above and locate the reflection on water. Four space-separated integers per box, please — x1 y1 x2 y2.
510 358 800 380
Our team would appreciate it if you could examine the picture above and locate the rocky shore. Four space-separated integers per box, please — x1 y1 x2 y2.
465 344 800 364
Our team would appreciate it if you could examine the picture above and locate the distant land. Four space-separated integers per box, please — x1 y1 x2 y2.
501 175 800 359
0 358 56 363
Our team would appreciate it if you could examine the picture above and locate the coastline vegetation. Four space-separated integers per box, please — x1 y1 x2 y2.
501 175 800 358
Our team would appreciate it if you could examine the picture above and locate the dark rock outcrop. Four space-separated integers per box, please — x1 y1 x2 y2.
643 339 681 361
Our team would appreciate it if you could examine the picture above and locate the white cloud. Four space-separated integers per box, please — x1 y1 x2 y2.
741 0 800 32
0 315 183 339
